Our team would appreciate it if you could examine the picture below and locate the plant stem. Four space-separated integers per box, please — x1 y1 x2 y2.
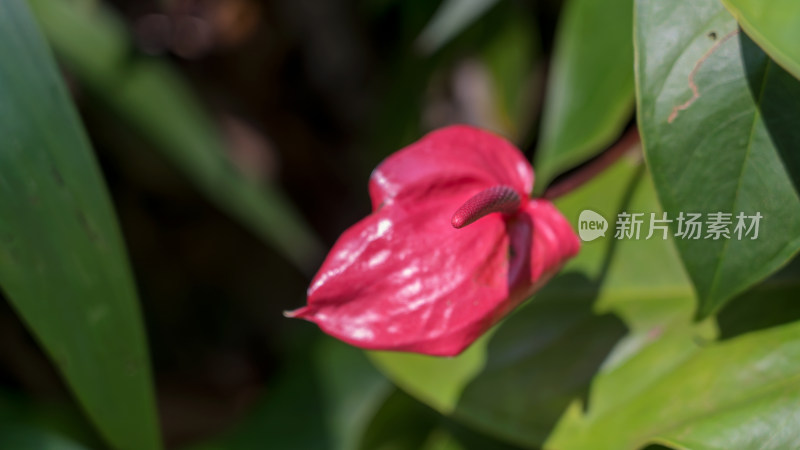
543 127 641 200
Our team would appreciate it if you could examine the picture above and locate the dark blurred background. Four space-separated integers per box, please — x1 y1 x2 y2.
0 0 565 447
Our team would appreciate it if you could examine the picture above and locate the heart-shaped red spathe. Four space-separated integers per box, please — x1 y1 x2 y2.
287 125 580 356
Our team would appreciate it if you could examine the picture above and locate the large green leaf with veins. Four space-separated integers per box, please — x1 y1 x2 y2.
635 0 800 317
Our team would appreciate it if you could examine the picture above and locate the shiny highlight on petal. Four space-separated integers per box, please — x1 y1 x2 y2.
291 125 580 356
451 185 522 229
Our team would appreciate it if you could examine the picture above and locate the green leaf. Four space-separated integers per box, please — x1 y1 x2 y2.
635 0 800 317
0 426 88 450
481 9 540 142
0 1 160 449
0 389 102 448
534 0 635 191
716 260 800 340
416 0 500 54
28 0 324 273
548 262 800 450
356 389 442 450
315 338 393 450
721 0 800 81
358 389 524 450
371 155 696 447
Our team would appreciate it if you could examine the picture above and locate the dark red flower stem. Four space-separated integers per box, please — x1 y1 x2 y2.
543 127 641 200
451 185 522 229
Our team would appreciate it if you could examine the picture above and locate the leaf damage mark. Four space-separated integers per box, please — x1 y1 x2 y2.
51 166 65 187
668 29 739 123
77 210 100 244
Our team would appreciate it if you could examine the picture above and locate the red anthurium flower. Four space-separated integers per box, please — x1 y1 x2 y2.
287 125 580 356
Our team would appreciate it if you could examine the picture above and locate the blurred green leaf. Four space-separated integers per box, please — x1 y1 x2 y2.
721 0 800 81
716 259 800 340
549 266 800 449
416 0 500 54
357 389 441 450
0 426 88 450
0 1 160 448
28 0 324 273
370 338 487 416
358 389 524 450
635 0 800 317
0 389 102 449
534 0 635 191
481 10 540 142
316 338 393 450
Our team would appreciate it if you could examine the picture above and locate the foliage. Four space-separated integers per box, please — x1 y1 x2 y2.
0 0 798 448
0 1 159 448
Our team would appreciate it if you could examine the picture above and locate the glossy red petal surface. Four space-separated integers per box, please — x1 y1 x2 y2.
291 193 508 355
288 126 579 356
368 125 533 210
